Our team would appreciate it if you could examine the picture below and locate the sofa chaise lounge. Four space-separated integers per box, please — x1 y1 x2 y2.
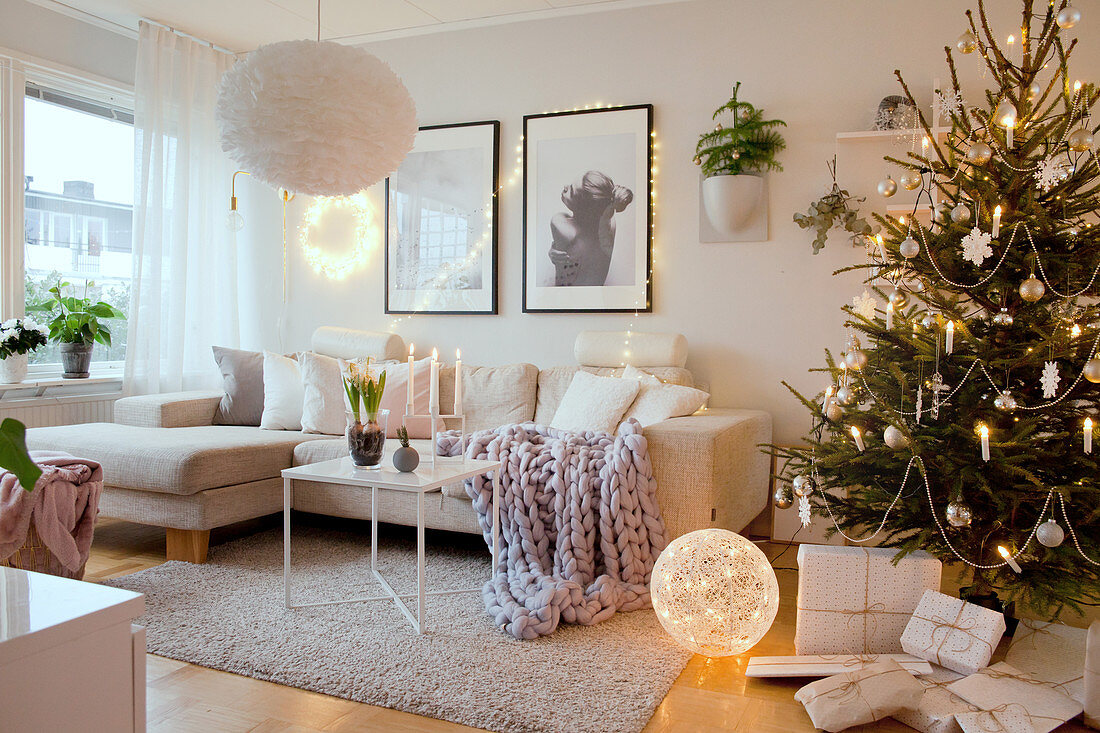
27 328 772 562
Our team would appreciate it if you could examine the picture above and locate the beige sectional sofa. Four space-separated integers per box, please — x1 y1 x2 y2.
27 328 771 562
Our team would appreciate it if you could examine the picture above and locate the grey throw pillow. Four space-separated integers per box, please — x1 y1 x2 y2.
212 346 265 426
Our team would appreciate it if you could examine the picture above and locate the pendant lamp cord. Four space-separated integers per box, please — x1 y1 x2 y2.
317 0 321 42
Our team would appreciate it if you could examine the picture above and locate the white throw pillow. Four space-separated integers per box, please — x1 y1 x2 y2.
620 364 709 427
260 351 305 430
299 351 348 435
551 370 639 435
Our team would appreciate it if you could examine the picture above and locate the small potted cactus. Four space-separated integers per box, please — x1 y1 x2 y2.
392 425 419 473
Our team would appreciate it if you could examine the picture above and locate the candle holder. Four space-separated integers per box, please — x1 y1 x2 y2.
402 411 466 466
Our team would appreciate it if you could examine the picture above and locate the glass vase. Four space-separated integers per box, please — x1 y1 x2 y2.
347 409 388 469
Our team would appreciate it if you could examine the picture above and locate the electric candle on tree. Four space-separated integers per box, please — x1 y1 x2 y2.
454 349 463 415
1085 417 1093 454
850 426 865 452
980 424 990 462
945 321 955 354
992 205 1002 238
429 348 440 414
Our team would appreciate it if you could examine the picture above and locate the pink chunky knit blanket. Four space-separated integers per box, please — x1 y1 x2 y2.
437 421 668 640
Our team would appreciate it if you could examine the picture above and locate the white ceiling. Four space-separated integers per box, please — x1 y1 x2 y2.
29 0 691 54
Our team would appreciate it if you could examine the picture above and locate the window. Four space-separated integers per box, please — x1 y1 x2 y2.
22 84 134 368
415 198 468 286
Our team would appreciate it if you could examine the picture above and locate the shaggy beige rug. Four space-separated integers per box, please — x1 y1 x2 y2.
105 524 691 733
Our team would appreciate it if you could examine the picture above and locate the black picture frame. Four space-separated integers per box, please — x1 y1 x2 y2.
522 104 653 314
385 120 500 315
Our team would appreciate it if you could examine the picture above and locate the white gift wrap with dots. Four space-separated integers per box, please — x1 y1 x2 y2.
947 662 1083 733
1004 618 1087 704
955 707 1037 733
794 544 941 655
900 590 1007 676
892 665 976 733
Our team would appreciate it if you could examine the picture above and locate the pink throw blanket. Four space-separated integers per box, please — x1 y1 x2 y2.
0 451 103 572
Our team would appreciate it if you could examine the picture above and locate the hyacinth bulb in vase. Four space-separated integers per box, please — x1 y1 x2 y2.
0 318 48 384
344 361 388 468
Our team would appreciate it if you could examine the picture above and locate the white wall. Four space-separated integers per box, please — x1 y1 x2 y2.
0 0 136 84
235 0 1099 443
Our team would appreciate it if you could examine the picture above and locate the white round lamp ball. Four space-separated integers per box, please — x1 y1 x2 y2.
650 529 779 656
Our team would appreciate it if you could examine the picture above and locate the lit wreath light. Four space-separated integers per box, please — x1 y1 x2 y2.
299 194 376 280
650 529 779 656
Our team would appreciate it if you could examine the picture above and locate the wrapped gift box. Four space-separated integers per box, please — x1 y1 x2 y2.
794 658 924 732
1087 621 1099 730
795 545 941 654
745 653 932 678
1005 618 1086 703
947 662 1084 733
955 708 1037 733
900 589 1006 675
892 665 977 733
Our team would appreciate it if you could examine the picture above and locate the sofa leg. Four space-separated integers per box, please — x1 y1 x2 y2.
166 529 210 563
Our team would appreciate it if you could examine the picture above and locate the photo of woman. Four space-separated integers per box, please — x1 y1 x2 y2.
523 105 652 313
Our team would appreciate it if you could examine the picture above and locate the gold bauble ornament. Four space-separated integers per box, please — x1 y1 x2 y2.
992 308 1014 326
773 485 794 510
1027 82 1042 100
889 287 910 308
1057 5 1081 29
878 177 898 198
826 403 843 422
738 107 751 121
834 385 854 406
714 123 723 131
1019 275 1046 302
845 348 869 371
1084 358 1100 384
899 171 922 191
966 142 993 166
956 30 978 54
1068 127 1094 152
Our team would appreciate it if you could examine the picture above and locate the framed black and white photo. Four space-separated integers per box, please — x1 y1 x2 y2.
523 105 653 313
385 121 499 314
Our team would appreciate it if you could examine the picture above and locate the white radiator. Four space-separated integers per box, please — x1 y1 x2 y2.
0 386 121 428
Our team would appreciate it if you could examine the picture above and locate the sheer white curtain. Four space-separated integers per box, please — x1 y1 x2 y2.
124 22 238 395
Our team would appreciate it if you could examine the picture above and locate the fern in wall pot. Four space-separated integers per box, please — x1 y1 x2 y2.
695 82 786 236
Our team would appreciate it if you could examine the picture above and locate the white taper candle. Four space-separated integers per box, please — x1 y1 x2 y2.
454 349 463 416
980 424 990 462
998 545 1022 573
850 426 865 452
429 348 439 414
407 343 415 415
886 302 894 330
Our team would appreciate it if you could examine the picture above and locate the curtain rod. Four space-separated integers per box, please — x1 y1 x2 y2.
139 19 241 58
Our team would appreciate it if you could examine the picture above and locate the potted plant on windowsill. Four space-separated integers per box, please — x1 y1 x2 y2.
0 318 49 384
29 280 125 379
694 82 786 236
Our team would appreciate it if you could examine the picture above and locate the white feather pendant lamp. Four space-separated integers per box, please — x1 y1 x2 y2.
215 40 417 196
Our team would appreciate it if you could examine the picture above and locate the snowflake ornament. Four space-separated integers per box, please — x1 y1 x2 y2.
852 290 877 319
1035 156 1071 193
798 495 812 528
1041 360 1061 399
961 226 994 266
934 89 965 120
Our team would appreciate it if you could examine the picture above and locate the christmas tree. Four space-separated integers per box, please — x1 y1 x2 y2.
694 82 786 176
777 0 1099 618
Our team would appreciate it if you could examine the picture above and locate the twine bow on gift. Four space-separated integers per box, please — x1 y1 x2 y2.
983 666 1083 696
971 703 1065 732
913 602 995 665
802 666 905 724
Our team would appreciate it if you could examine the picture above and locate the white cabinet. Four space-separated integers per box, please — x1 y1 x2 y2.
0 566 145 733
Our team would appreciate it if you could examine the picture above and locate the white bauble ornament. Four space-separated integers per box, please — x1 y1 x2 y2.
773 485 794 510
900 171 922 191
650 529 780 656
878 177 898 198
215 40 418 196
1083 358 1100 384
1019 275 1046 302
1068 127 1094 152
1027 82 1042 100
921 312 937 329
992 308 1014 326
946 500 973 528
956 31 978 53
951 203 972 223
826 403 843 422
1036 519 1065 548
834 385 854 406
883 425 910 449
1057 5 1081 29
934 203 950 224
993 390 1018 412
845 348 869 371
899 237 920 259
966 142 993 166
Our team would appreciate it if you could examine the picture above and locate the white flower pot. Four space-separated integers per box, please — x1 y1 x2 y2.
702 174 764 236
0 353 28 384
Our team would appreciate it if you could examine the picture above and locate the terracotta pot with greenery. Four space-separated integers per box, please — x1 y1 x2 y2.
29 280 125 379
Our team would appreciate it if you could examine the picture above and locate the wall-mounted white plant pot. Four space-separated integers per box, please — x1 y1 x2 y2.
702 174 764 237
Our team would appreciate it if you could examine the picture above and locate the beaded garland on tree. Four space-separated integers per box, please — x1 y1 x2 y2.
774 0 1099 618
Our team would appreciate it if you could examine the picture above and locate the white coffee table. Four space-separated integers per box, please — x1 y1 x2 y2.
281 456 501 634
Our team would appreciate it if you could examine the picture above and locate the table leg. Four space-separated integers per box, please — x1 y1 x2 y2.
416 490 425 634
371 485 377 573
283 478 291 608
491 469 500 579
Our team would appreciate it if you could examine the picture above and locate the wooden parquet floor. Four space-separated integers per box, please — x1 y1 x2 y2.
85 517 1094 733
